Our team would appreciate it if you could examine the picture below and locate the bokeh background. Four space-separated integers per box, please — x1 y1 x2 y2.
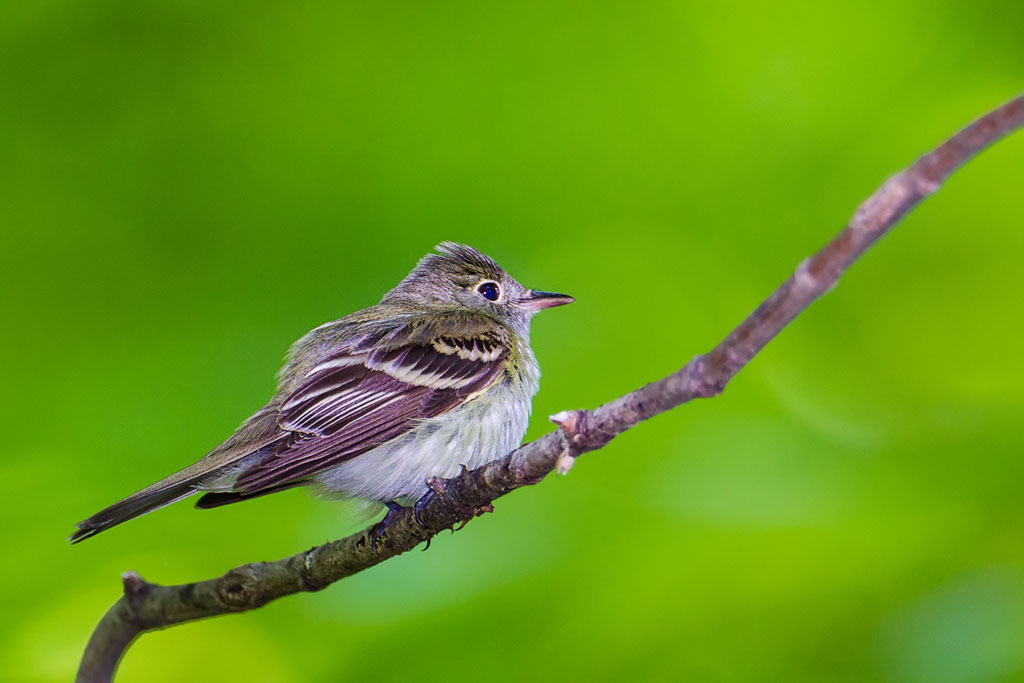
3 1 1024 681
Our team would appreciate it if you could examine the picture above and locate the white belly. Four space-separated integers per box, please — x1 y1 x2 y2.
314 376 535 503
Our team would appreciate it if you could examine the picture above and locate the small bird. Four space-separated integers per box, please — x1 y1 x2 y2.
70 243 573 543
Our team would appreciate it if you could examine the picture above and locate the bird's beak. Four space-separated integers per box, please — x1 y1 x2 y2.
521 290 575 312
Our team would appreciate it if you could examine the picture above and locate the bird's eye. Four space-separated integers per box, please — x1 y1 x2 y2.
477 281 500 301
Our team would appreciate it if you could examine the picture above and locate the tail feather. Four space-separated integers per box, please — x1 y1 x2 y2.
69 439 283 543
69 409 286 543
69 480 202 543
194 480 306 509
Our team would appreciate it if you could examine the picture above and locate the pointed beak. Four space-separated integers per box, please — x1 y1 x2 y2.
521 290 575 312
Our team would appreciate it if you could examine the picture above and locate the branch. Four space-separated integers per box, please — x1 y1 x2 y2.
77 93 1024 683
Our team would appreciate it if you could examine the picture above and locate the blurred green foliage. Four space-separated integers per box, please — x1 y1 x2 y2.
2 1 1023 681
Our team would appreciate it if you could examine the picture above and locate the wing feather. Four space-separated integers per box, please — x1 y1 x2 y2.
232 321 510 494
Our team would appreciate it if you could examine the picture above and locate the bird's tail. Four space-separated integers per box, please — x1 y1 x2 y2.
69 408 284 543
68 476 204 544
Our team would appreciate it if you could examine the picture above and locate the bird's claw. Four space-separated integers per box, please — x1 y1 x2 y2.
413 494 432 530
414 475 449 529
370 500 404 553
453 502 494 532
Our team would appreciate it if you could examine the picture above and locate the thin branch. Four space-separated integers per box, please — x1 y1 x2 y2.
77 93 1024 683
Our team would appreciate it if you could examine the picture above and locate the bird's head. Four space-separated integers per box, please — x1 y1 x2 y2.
382 242 574 329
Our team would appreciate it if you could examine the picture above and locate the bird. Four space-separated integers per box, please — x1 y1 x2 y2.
69 242 574 543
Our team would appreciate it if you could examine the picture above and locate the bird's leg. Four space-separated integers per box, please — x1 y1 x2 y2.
413 476 449 529
413 490 435 529
412 497 429 530
370 500 405 553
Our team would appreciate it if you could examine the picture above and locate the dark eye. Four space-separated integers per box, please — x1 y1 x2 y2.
477 281 500 301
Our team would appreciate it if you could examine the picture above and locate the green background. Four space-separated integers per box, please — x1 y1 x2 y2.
3 1 1023 681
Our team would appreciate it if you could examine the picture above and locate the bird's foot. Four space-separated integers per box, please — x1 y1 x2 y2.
370 500 405 553
412 474 494 536
413 476 448 529
413 494 432 530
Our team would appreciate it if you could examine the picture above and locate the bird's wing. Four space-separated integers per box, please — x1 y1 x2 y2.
232 322 509 493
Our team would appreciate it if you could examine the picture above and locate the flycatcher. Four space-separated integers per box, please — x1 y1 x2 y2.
70 243 573 543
